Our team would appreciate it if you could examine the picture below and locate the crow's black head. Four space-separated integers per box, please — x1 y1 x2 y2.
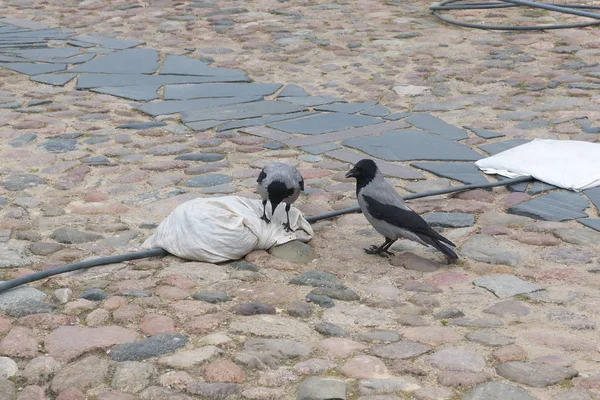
345 159 378 180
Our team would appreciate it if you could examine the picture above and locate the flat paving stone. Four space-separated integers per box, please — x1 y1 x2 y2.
300 142 341 155
384 112 411 120
91 85 161 101
70 48 159 74
326 149 424 180
270 112 381 135
76 72 250 89
278 95 343 106
464 126 505 139
528 181 558 195
181 100 307 123
276 84 309 97
159 54 247 79
314 100 378 114
9 47 79 59
361 105 389 117
461 235 521 266
164 82 281 100
479 138 531 155
117 121 167 130
138 96 262 117
508 191 589 221
0 62 66 75
584 186 600 212
73 34 144 49
216 111 314 132
344 129 482 161
423 212 474 228
405 113 468 140
30 72 77 86
473 274 543 298
110 333 188 361
578 219 600 233
496 361 578 388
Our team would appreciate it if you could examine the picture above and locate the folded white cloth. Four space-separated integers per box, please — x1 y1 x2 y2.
476 139 600 191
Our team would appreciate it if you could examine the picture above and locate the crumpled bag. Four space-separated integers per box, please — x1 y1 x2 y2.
476 138 600 191
142 196 314 263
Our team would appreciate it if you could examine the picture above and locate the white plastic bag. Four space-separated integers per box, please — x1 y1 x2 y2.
475 139 600 191
142 196 314 263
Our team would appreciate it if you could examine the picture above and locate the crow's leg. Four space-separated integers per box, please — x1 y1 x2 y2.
365 238 395 257
260 200 270 223
282 203 294 232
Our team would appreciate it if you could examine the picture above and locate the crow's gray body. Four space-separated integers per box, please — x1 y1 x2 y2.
347 159 458 262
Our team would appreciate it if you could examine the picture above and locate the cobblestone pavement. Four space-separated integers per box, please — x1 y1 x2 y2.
1 1 600 399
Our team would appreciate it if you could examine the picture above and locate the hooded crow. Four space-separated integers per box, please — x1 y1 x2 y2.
345 158 458 263
257 162 304 232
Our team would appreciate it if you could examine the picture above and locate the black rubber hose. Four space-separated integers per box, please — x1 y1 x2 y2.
0 248 169 294
430 0 600 30
0 175 534 294
306 175 534 223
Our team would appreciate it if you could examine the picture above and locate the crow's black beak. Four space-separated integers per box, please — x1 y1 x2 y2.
345 167 357 179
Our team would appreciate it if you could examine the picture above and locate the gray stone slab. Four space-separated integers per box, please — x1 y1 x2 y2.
344 129 483 162
464 126 505 139
278 96 343 107
91 85 161 101
164 83 282 100
579 218 600 232
423 212 475 228
584 186 600 212
462 382 535 400
361 105 390 117
181 100 308 123
67 39 96 48
185 120 224 132
411 162 488 184
70 48 159 74
117 122 167 130
30 73 77 86
76 72 250 89
300 142 341 155
325 148 425 180
479 138 531 155
216 111 314 132
270 112 381 135
0 62 66 75
405 113 468 140
8 47 80 60
52 53 96 65
0 55 25 62
73 35 144 49
184 174 232 188
138 96 262 117
276 84 308 97
473 274 543 299
159 54 247 79
314 100 378 114
527 181 557 195
384 112 411 120
508 191 589 221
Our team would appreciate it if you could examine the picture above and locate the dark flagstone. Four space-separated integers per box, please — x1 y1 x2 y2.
0 62 66 75
70 48 159 74
411 162 489 184
405 113 468 140
579 218 600 232
314 100 378 114
344 129 483 161
67 39 96 48
325 148 425 180
181 100 308 123
91 85 162 101
479 138 531 155
269 112 381 135
215 111 314 132
300 142 341 155
584 187 600 212
508 191 589 221
495 176 530 192
138 96 262 117
527 181 558 195
384 112 411 120
30 73 77 86
159 54 247 79
163 82 282 100
51 53 96 65
185 120 224 132
76 72 250 89
73 34 144 49
277 84 309 97
464 126 505 139
0 55 25 62
8 47 79 60
361 105 390 117
278 96 343 107
117 122 167 130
